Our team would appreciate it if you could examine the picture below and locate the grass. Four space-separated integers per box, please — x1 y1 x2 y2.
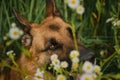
0 0 120 80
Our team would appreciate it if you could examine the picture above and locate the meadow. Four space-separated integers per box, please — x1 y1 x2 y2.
0 0 120 80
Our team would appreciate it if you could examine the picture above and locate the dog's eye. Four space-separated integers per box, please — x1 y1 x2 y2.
44 38 62 51
48 38 62 50
49 38 57 50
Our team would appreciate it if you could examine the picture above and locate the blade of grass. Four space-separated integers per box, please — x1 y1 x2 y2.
28 0 34 21
3 0 11 27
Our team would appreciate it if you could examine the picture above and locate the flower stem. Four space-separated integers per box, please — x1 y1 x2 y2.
71 13 78 50
71 23 78 50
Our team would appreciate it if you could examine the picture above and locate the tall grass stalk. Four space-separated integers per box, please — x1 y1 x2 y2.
71 13 78 51
28 0 34 21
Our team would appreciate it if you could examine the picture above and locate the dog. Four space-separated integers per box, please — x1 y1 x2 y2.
0 0 94 80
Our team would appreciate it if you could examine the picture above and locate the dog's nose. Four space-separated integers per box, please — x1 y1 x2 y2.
79 47 95 62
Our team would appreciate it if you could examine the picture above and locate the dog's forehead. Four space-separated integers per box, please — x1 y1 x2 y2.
40 16 71 29
31 16 72 37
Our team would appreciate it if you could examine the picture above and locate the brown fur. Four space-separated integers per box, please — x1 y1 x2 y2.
0 0 94 80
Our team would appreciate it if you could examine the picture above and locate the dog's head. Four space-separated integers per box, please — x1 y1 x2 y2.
13 0 94 66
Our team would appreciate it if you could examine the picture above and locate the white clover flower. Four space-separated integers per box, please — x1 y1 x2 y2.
82 61 94 73
81 73 93 80
70 50 79 58
76 5 85 15
50 54 58 61
60 61 68 68
9 27 23 40
71 57 79 63
6 50 14 55
56 74 66 80
68 0 80 9
34 68 44 80
94 65 101 73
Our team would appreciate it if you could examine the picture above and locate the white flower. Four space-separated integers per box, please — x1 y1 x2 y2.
34 68 44 80
19 30 23 35
52 59 60 66
56 74 66 80
81 73 93 80
50 54 58 61
6 50 14 55
72 62 79 70
70 50 79 58
51 57 61 71
76 5 85 15
9 27 23 40
54 65 61 71
100 50 105 57
91 73 97 80
71 57 79 63
113 20 120 26
94 65 101 73
82 61 94 73
106 17 114 23
60 61 68 68
68 0 80 9
11 22 16 27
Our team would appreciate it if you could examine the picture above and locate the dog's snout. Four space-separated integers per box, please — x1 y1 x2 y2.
79 47 95 61
79 52 95 61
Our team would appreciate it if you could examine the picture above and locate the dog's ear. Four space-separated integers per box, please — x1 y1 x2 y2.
46 0 61 17
13 8 31 33
13 8 32 47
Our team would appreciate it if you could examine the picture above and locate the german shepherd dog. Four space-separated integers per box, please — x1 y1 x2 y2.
0 0 94 80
